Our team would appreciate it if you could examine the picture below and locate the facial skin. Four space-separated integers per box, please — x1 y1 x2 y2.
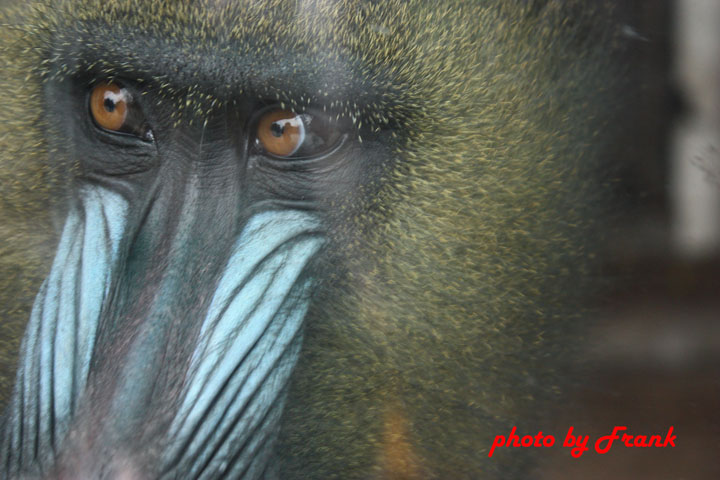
0 1 621 478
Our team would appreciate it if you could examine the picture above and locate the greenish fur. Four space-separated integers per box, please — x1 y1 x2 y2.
0 1 621 477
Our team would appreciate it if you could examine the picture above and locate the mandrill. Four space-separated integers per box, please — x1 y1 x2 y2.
0 0 622 478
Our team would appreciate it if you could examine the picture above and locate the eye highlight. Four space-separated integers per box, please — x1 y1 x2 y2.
89 82 152 141
90 83 128 131
254 108 343 159
257 110 305 157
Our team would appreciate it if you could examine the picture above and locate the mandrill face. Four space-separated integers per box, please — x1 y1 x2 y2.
0 1 621 478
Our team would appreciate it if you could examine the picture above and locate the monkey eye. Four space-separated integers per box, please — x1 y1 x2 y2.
254 108 343 159
89 82 153 141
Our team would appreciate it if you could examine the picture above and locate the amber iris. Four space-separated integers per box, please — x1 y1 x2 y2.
90 83 129 132
256 110 304 157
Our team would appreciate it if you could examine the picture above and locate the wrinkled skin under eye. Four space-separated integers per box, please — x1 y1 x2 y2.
255 108 343 159
89 82 153 141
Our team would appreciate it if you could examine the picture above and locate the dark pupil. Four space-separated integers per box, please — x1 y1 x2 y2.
270 121 284 137
104 98 116 112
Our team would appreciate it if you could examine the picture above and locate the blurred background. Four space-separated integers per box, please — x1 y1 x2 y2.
537 1 720 478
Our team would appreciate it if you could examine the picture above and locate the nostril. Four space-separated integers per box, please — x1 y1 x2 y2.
51 454 147 480
113 464 144 480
